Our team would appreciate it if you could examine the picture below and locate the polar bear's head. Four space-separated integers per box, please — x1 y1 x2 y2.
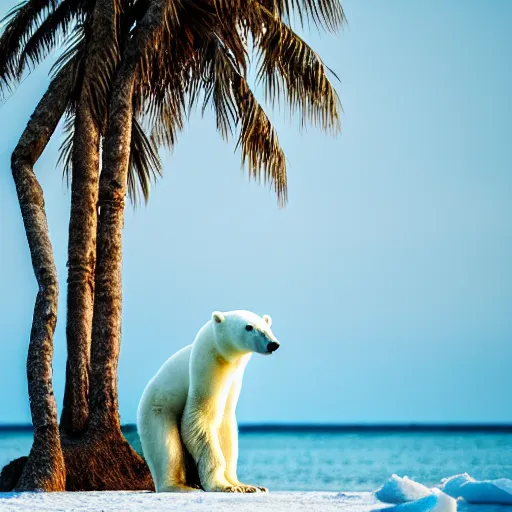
211 310 280 356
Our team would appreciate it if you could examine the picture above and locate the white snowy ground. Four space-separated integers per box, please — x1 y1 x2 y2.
1 492 373 512
0 491 510 512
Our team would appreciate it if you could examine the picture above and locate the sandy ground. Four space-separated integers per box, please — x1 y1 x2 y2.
0 491 510 512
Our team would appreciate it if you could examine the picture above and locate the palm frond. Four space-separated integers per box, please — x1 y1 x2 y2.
135 0 215 147
194 37 287 205
79 0 122 129
200 37 239 141
234 78 287 206
212 0 344 32
128 116 163 205
17 0 88 76
135 0 211 100
0 0 57 91
129 0 150 22
231 65 287 205
145 85 186 150
57 111 75 183
210 8 248 71
136 34 190 150
294 0 345 31
50 21 87 109
251 3 341 134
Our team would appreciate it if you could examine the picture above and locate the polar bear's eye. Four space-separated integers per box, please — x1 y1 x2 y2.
245 325 254 332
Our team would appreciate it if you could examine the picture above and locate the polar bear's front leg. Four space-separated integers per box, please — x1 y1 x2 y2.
219 411 267 492
219 381 268 493
182 404 243 492
219 410 239 485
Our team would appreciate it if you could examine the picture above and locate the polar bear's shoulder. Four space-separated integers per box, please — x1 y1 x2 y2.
158 344 192 374
149 344 193 394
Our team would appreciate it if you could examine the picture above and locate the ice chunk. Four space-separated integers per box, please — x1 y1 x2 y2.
440 474 473 498
375 474 432 504
441 473 512 504
380 488 457 512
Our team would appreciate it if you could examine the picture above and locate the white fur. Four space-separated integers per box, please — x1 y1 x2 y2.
137 310 279 493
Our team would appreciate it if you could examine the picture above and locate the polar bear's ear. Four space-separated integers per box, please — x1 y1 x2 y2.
212 311 225 324
263 314 272 327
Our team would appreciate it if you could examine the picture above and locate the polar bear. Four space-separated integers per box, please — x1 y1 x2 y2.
137 310 280 493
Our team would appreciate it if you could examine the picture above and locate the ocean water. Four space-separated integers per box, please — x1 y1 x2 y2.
1 428 511 492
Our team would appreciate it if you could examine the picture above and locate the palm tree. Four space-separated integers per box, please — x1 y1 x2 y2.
0 0 159 490
7 66 71 492
0 0 343 491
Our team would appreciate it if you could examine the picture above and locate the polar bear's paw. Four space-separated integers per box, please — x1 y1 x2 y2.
219 485 245 493
206 482 268 493
235 483 268 493
203 481 243 492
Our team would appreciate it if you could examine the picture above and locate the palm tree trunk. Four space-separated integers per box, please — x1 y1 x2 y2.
60 104 100 437
61 0 118 437
89 0 168 433
60 56 154 492
11 69 70 492
89 65 135 433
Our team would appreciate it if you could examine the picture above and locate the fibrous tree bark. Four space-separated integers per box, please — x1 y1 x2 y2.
11 68 70 492
61 103 100 437
61 0 115 438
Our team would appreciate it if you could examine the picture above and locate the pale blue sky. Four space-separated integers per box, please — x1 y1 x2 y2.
0 0 511 425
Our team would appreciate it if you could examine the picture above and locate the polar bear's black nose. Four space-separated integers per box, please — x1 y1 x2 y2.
267 341 280 353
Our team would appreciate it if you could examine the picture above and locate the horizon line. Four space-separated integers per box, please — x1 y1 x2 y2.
1 423 512 433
